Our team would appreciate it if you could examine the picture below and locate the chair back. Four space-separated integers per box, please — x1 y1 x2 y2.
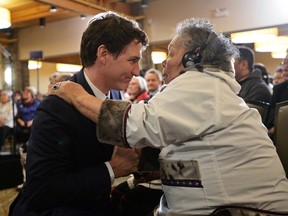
274 100 288 176
211 205 288 216
245 100 270 126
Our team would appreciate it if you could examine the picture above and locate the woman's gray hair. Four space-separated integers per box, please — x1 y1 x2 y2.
133 76 148 93
174 17 239 72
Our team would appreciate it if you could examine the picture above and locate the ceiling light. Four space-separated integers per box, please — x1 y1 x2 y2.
255 36 288 52
231 27 278 44
39 17 46 28
80 14 87 20
151 51 167 64
50 6 57 13
271 50 287 59
0 7 11 29
141 0 149 8
28 60 42 70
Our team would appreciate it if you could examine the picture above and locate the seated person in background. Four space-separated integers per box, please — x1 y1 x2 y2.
272 65 284 86
145 68 163 98
234 46 271 103
0 90 14 151
254 62 273 94
13 90 22 103
126 76 150 103
267 52 288 138
15 86 40 189
48 18 288 215
15 86 40 145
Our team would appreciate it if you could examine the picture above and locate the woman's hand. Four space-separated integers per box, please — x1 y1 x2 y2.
48 80 104 123
47 81 88 105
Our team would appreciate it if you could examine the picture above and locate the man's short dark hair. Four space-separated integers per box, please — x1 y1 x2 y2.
238 46 254 72
80 12 148 67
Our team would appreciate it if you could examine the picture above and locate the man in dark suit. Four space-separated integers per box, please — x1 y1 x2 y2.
9 11 148 216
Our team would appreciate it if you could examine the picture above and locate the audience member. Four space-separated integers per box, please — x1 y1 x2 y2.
0 90 14 151
234 46 272 103
144 68 163 97
14 86 40 190
126 76 150 103
254 62 273 93
13 90 22 103
15 86 40 145
267 51 288 137
9 11 147 216
272 65 284 86
48 18 288 215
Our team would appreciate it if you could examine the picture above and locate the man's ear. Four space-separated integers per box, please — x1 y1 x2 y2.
97 45 108 64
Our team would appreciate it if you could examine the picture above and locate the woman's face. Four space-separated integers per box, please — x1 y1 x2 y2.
126 77 140 96
161 36 186 84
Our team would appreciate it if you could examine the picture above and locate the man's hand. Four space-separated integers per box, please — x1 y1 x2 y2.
109 146 140 178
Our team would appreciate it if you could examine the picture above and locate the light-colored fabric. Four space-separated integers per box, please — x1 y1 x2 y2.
124 68 288 215
0 101 14 128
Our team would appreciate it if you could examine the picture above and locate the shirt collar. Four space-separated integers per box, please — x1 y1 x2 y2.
83 69 110 100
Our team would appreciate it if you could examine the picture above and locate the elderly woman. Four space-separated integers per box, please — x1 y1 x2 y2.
126 76 150 103
49 18 288 215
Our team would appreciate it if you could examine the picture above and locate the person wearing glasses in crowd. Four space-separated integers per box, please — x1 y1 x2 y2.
9 11 148 216
48 18 288 215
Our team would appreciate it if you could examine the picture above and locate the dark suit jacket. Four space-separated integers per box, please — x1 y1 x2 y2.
9 69 122 216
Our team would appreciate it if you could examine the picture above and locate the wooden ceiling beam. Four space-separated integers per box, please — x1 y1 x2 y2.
36 0 144 20
11 5 66 23
36 0 106 15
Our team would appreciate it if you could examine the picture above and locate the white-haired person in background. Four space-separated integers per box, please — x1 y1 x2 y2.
0 90 14 151
48 18 288 215
126 76 150 103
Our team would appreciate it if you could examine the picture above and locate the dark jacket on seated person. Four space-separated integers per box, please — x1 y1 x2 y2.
238 68 272 103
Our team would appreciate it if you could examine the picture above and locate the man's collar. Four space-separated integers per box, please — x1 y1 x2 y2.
83 69 110 100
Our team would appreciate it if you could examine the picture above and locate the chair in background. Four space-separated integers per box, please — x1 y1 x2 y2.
245 100 271 127
211 205 288 216
273 100 288 177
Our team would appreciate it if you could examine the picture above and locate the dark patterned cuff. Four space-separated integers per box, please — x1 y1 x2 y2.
97 100 131 148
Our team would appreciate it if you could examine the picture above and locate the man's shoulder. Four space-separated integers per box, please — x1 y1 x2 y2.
38 95 75 114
